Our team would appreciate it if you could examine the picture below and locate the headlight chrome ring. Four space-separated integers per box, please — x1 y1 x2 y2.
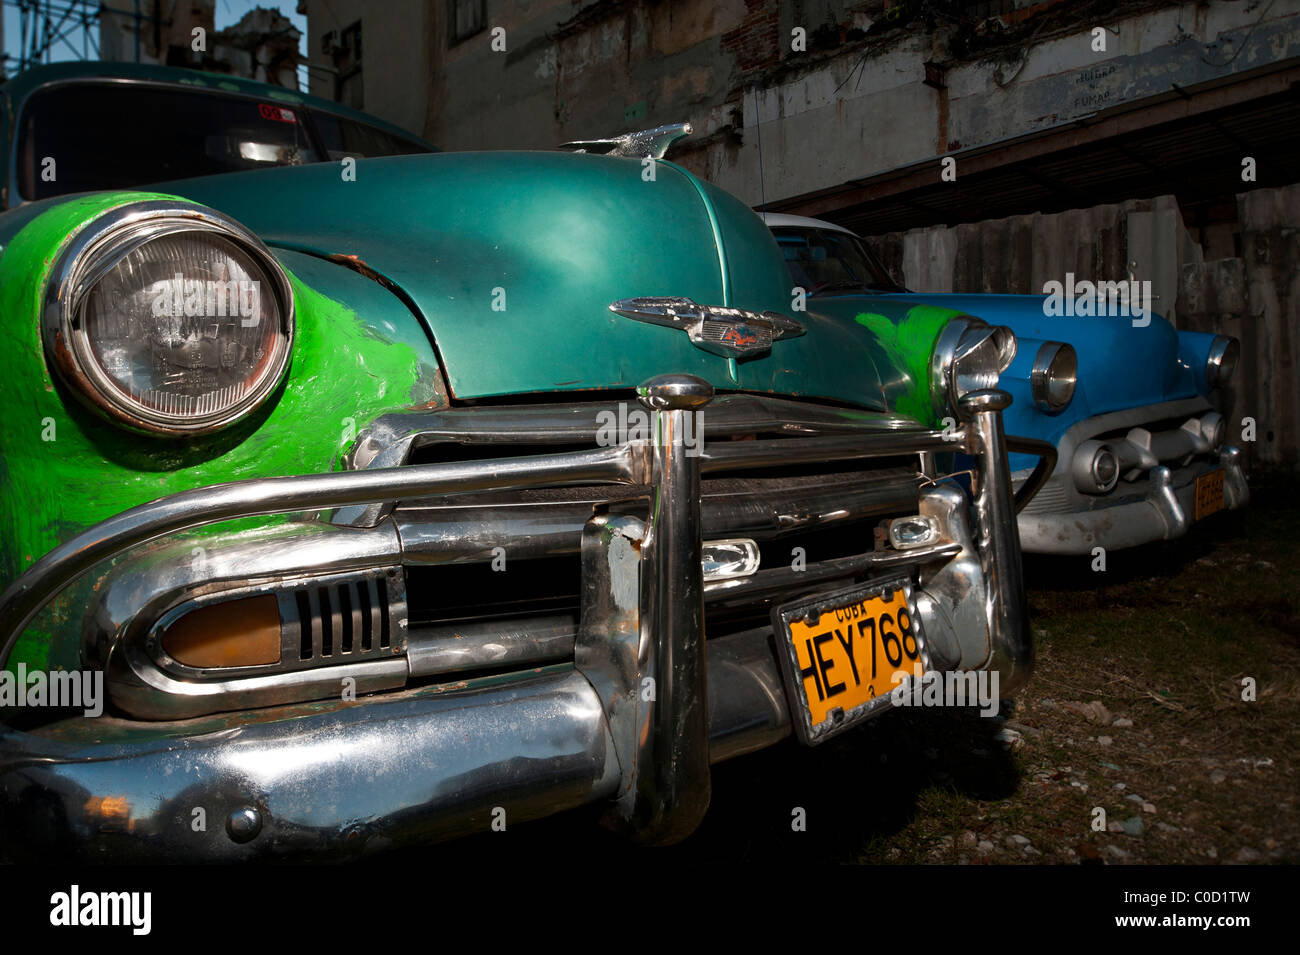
1205 335 1239 388
931 316 1017 420
1030 341 1077 413
42 199 295 436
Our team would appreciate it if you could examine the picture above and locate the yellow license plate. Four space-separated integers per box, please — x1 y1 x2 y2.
773 580 924 745
1195 469 1225 521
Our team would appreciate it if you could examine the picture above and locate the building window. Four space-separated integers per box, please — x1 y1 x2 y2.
448 0 487 46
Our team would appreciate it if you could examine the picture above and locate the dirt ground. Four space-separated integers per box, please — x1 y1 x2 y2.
433 475 1298 863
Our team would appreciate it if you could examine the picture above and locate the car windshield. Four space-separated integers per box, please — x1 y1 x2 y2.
771 226 905 294
14 81 431 201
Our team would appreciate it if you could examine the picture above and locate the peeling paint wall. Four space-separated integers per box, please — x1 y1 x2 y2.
711 0 1300 204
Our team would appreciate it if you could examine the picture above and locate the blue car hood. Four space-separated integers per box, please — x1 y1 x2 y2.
869 290 1200 403
851 291 1213 466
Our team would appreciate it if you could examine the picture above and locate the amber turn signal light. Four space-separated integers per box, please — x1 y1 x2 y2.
162 595 282 668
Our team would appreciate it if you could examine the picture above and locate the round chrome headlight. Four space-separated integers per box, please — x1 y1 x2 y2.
1030 341 1077 413
932 317 1017 418
1206 335 1239 388
43 200 294 435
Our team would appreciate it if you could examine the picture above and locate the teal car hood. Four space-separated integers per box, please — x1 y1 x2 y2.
154 152 933 410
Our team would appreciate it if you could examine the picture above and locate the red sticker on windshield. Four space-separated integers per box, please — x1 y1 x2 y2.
258 103 297 124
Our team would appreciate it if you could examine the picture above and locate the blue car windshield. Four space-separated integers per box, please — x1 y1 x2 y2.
772 226 905 294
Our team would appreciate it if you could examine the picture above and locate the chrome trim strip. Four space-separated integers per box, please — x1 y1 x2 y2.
0 444 639 670
701 431 955 469
407 614 579 677
702 541 961 606
393 469 922 561
346 393 931 470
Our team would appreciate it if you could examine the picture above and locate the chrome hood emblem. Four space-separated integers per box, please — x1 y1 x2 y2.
560 122 693 160
609 297 805 360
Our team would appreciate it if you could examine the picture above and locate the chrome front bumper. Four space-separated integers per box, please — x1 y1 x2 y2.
1015 398 1250 555
1018 445 1248 554
0 379 1030 859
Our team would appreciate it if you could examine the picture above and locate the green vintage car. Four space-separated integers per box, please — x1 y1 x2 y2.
0 62 1031 859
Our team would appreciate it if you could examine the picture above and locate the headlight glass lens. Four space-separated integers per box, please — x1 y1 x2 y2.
45 203 295 436
80 233 285 424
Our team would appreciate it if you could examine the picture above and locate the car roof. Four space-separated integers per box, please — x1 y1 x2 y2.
759 212 858 236
0 61 436 151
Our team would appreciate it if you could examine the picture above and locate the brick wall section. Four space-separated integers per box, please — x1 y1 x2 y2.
720 0 781 74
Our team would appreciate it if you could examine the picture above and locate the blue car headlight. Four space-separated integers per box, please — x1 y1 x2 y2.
1030 341 1077 413
1206 335 1239 388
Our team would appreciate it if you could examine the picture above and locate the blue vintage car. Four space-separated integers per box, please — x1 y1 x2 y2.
763 213 1249 555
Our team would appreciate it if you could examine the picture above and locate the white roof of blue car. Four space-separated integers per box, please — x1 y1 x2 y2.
759 212 857 236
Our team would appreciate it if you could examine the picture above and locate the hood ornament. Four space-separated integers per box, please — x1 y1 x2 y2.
560 122 693 160
609 296 805 360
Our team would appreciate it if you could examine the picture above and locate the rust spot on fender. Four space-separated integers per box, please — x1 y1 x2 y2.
324 252 384 283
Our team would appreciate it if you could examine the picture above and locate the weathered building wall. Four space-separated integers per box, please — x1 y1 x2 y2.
716 0 1300 204
301 0 430 135
1181 185 1300 470
298 1 1300 201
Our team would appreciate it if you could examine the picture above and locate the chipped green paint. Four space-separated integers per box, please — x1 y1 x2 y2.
0 192 442 672
854 305 957 425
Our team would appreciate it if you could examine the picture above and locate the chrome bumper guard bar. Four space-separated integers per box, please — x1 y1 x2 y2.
0 378 1029 857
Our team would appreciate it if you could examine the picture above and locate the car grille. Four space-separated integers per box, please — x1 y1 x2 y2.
289 575 396 662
